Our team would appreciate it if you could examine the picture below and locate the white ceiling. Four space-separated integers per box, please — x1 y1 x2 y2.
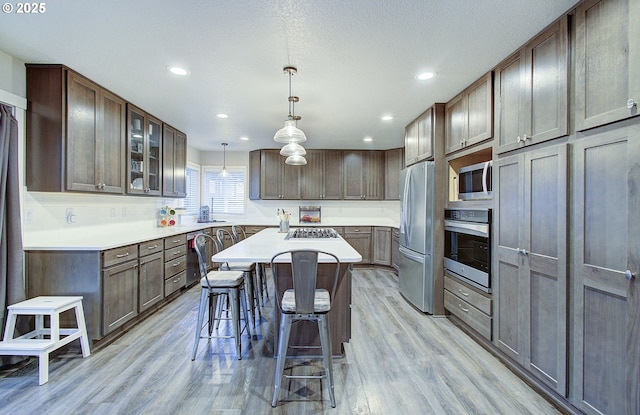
0 0 579 153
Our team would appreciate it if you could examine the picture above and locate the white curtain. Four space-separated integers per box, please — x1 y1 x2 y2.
0 103 27 366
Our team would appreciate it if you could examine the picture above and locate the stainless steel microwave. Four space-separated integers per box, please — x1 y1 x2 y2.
458 160 492 200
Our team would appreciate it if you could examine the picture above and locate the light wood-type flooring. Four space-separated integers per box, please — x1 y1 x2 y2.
0 268 561 415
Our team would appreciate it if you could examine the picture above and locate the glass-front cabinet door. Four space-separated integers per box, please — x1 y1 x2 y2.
127 104 162 195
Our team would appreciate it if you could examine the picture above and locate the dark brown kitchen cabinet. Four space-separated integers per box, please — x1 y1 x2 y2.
127 104 162 195
384 148 404 200
570 120 639 415
575 0 640 131
102 245 139 335
405 107 434 165
258 150 301 199
391 228 400 272
445 72 493 154
162 124 187 197
373 227 391 266
343 151 384 200
26 64 126 193
138 239 164 313
301 149 343 199
343 226 372 264
494 143 568 396
495 16 568 154
164 234 187 296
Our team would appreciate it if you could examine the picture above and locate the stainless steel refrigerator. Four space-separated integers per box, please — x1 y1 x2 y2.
399 161 435 313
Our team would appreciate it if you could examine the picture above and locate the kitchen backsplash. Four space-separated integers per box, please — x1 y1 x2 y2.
22 190 401 236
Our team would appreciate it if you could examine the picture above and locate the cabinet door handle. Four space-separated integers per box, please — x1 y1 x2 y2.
116 252 130 258
627 98 637 109
625 270 636 281
458 288 469 297
458 303 469 313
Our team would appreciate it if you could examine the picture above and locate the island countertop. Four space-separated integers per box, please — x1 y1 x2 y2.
211 228 362 263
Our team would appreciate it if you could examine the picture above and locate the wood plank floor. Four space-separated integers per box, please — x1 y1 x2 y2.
0 268 561 415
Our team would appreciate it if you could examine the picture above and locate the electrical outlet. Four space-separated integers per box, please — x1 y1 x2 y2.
66 208 76 224
24 209 33 224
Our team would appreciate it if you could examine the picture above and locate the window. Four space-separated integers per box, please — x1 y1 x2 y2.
202 166 246 215
183 163 200 215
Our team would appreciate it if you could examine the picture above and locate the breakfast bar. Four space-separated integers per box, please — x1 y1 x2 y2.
211 228 362 356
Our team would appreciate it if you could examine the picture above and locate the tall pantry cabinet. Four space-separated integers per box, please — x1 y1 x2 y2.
493 144 568 396
570 120 639 415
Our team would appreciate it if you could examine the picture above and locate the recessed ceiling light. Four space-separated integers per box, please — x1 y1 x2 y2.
216 113 229 119
240 136 249 141
416 72 435 80
363 137 373 142
168 66 190 76
381 115 393 121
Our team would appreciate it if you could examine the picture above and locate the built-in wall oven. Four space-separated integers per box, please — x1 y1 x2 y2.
444 208 491 292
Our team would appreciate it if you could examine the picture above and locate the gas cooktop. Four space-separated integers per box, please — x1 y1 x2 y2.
284 228 339 239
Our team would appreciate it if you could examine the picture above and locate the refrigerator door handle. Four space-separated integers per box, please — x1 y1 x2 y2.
399 245 424 263
401 169 412 244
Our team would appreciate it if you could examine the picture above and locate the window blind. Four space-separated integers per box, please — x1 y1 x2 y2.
202 166 246 215
184 164 200 215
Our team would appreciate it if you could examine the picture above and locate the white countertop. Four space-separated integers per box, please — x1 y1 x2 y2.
211 228 362 263
22 222 230 251
23 221 398 251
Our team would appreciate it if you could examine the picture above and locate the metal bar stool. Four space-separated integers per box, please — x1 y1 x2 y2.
270 249 340 408
191 233 249 360
232 225 269 305
216 228 261 329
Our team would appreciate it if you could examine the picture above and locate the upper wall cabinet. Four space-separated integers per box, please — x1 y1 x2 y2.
249 149 301 200
575 0 640 131
405 107 434 165
343 150 384 200
127 104 162 196
162 124 187 198
495 16 569 154
384 148 404 200
26 65 126 193
445 72 493 155
301 150 343 200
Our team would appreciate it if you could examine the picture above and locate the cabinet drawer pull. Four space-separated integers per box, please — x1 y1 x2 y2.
172 250 180 255
172 261 181 267
458 288 469 297
173 278 181 283
172 239 181 243
148 245 158 250
458 303 469 313
116 252 130 258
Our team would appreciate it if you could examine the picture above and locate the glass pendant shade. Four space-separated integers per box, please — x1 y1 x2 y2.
280 142 306 156
273 119 307 143
285 154 307 165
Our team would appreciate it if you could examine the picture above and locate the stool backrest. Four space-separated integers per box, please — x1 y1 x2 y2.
270 250 340 314
231 225 247 243
216 228 235 250
194 233 222 288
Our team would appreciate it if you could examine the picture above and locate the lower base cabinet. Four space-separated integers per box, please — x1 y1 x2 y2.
373 227 391 266
391 228 400 271
444 274 492 340
343 226 372 264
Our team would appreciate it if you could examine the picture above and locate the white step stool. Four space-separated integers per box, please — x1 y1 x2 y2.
0 296 91 385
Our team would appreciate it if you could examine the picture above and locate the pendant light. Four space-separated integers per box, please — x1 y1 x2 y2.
285 154 307 165
273 66 307 144
218 142 229 178
280 142 306 157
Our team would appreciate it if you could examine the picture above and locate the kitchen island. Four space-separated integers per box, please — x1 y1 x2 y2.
212 228 362 356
